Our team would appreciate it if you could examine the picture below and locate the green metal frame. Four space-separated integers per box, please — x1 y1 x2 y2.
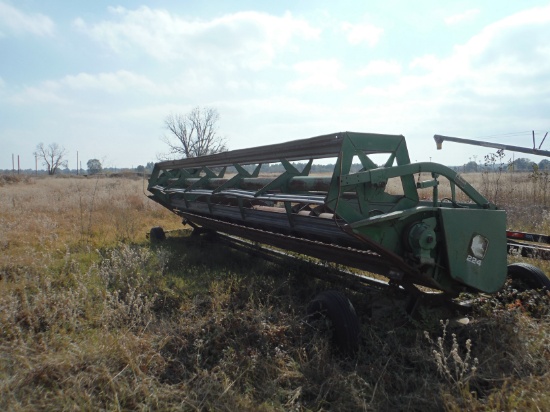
148 131 508 295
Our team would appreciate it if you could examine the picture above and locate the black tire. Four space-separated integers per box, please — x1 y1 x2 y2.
507 263 550 291
307 290 360 354
150 226 166 242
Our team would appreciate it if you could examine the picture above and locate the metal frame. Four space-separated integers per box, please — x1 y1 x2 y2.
148 131 508 296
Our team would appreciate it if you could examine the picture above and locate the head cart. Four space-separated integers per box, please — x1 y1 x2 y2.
147 131 547 351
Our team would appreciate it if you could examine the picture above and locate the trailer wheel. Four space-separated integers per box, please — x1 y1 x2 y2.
507 263 550 291
150 226 166 242
307 290 360 354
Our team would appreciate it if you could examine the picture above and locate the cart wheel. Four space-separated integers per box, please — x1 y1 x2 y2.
507 263 550 291
307 290 360 354
150 226 166 242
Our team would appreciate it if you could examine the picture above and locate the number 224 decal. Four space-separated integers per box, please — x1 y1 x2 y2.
466 255 482 266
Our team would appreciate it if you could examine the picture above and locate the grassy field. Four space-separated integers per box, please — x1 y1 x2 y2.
1 172 550 411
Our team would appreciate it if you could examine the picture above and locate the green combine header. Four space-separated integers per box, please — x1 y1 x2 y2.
148 131 550 351
147 131 517 297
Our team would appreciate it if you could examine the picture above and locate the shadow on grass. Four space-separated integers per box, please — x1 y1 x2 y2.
145 232 550 410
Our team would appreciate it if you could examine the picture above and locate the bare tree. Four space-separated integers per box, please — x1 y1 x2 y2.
34 143 68 175
162 106 227 159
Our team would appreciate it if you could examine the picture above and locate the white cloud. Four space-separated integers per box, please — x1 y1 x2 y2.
0 2 55 37
61 71 162 94
451 5 550 100
444 8 480 25
12 84 68 105
10 70 167 105
287 59 346 91
74 7 320 69
356 3 550 141
366 5 550 99
341 21 383 46
357 60 401 76
409 55 442 72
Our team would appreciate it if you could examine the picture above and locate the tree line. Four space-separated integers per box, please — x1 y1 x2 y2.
457 158 550 173
17 106 550 176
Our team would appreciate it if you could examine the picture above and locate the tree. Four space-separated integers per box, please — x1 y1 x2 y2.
87 159 102 175
510 157 534 171
463 161 478 173
539 159 550 170
34 142 67 175
162 106 227 159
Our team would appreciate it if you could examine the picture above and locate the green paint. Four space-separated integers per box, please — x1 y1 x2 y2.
148 132 507 294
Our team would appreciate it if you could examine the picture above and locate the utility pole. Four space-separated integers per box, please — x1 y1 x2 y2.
17 155 20 175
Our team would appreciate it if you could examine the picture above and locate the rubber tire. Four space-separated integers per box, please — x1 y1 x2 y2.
150 226 166 242
507 263 550 291
307 290 360 354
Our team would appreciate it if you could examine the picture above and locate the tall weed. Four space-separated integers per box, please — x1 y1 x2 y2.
425 320 478 390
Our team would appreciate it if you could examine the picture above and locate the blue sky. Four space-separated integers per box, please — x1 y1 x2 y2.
1 1 549 170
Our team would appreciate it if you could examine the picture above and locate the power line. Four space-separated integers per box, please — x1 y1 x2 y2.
473 130 547 140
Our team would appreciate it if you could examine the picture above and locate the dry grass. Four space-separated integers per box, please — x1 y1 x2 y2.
1 173 550 410
0 175 177 266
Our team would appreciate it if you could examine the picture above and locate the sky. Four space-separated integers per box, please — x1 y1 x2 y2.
1 0 550 171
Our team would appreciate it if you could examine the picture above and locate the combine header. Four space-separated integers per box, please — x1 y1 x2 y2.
148 131 547 350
